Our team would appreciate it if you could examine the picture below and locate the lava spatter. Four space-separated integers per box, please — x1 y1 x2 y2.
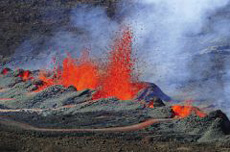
35 28 144 100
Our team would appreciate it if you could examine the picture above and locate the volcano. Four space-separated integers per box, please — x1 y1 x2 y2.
1 28 230 152
2 0 230 151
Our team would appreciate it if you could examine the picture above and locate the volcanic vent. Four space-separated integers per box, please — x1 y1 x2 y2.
35 28 144 100
0 28 230 144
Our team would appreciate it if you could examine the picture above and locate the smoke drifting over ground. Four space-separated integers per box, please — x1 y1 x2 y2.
9 5 119 69
8 1 230 115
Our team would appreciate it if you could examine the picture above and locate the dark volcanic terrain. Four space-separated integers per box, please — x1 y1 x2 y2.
1 1 230 152
0 69 230 151
0 0 119 64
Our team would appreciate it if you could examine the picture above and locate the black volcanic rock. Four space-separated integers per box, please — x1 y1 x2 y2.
67 85 78 91
62 89 92 105
197 110 230 142
206 110 230 134
13 69 25 77
147 106 173 118
151 97 165 107
135 82 172 102
32 79 44 86
147 109 230 143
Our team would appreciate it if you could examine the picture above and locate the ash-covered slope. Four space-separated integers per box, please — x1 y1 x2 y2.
0 69 230 143
147 110 230 143
0 68 170 109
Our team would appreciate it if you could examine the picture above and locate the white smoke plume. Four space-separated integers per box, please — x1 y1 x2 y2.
120 0 228 82
118 0 230 115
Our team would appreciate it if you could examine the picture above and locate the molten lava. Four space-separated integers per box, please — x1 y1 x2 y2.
61 53 99 90
18 70 33 81
36 28 144 100
1 68 11 75
172 104 207 118
93 29 144 100
36 51 99 92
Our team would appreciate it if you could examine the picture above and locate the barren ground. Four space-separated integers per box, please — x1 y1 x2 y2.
1 126 230 152
1 1 230 151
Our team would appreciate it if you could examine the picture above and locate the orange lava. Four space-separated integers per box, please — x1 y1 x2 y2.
36 28 144 100
172 104 207 118
61 52 99 90
18 70 33 81
36 51 99 92
35 71 56 92
93 29 144 100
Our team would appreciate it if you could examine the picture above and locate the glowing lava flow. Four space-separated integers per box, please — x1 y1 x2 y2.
36 28 144 100
36 53 99 92
18 70 33 81
172 104 207 118
61 52 99 90
93 29 144 100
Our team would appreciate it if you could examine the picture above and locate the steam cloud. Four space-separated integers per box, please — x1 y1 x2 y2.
9 5 119 69
119 0 230 115
8 1 230 116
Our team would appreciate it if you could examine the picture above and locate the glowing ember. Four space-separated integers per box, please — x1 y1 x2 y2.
1 68 11 75
172 104 207 118
35 28 144 100
148 101 154 108
18 70 33 81
35 72 55 92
